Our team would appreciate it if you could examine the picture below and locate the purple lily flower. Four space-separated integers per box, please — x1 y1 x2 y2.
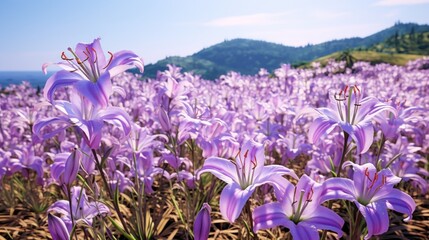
48 213 70 240
377 99 425 141
322 162 416 239
194 203 211 240
48 186 110 231
198 138 297 222
253 175 344 239
9 144 44 184
131 151 161 194
381 136 428 194
43 38 144 108
33 91 132 149
127 124 167 153
303 85 397 153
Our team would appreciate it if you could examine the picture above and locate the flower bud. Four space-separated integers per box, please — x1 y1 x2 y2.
194 203 211 240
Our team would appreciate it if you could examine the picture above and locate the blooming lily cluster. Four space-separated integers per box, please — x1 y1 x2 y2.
0 40 428 239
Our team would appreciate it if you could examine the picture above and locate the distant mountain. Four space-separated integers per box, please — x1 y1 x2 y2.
139 22 429 79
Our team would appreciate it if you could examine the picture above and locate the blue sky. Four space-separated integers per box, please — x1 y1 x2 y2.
0 0 428 71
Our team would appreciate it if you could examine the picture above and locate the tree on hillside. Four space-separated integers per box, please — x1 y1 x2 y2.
394 31 399 53
336 51 356 68
410 27 416 41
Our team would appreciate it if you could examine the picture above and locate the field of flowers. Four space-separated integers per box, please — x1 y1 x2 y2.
0 39 428 240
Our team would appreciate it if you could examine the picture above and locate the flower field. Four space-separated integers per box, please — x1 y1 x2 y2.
0 39 428 240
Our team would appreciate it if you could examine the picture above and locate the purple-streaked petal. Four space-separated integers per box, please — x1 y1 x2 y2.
365 101 398 121
383 189 416 221
302 206 344 238
79 119 104 149
308 117 338 144
85 202 111 219
75 38 107 68
273 176 296 201
74 72 112 108
358 201 389 239
320 177 356 203
48 214 70 240
33 116 71 140
237 138 265 178
253 165 297 188
402 173 428 194
291 223 320 240
43 70 82 103
198 157 238 184
253 202 289 231
350 121 374 153
97 107 132 137
48 200 70 216
107 50 144 77
343 161 376 196
219 183 253 222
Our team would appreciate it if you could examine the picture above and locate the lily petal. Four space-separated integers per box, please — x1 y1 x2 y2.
308 117 338 144
358 201 389 240
253 165 297 190
74 72 112 108
33 116 71 140
107 50 144 77
253 202 289 231
198 157 239 184
48 214 70 240
43 70 82 103
97 106 132 137
219 183 253 222
320 177 356 203
302 206 344 238
384 189 416 221
351 121 374 153
292 223 320 240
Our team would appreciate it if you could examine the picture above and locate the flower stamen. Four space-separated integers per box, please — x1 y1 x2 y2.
103 51 114 69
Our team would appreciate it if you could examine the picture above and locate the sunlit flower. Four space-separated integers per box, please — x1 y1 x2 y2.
304 85 397 153
43 38 144 108
48 186 110 231
322 162 416 239
34 90 132 149
253 175 344 239
198 138 297 222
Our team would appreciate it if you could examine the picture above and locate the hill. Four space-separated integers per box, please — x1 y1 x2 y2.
307 30 429 67
139 22 429 79
310 51 424 68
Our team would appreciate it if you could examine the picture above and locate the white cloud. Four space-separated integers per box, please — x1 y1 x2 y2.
204 12 289 27
375 0 429 6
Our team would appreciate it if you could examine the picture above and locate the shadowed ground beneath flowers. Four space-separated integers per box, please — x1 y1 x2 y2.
0 157 427 240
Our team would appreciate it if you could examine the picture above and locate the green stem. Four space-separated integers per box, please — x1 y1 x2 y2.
376 134 386 170
244 201 257 240
322 131 350 240
92 149 130 234
350 208 362 240
336 132 350 177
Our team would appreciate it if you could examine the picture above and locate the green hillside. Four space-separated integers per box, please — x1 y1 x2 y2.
139 22 429 79
310 51 424 67
370 31 429 55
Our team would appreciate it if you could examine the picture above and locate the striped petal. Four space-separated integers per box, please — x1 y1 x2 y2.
219 183 254 223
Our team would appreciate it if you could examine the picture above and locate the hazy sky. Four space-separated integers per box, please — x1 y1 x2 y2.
1 0 429 70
